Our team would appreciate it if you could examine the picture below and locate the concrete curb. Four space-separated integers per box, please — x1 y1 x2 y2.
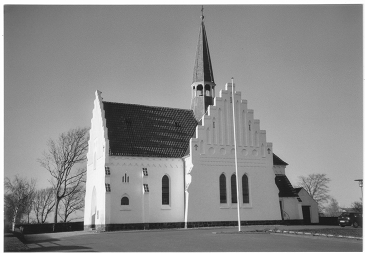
267 229 362 240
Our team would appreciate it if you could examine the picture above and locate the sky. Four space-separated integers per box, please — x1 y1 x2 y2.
4 5 363 210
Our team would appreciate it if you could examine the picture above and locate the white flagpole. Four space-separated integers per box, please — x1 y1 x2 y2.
231 77 241 232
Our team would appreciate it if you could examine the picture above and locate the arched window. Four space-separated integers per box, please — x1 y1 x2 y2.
219 174 227 203
231 174 237 204
197 84 203 96
162 175 170 205
121 196 129 205
242 175 249 203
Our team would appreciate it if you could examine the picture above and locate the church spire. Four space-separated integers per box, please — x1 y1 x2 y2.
193 6 214 83
191 6 216 121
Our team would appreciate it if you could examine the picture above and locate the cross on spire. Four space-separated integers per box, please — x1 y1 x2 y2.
201 5 204 21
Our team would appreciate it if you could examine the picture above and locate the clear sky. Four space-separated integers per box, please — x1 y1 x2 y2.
4 5 363 209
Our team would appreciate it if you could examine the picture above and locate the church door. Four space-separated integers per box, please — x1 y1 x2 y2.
302 206 311 225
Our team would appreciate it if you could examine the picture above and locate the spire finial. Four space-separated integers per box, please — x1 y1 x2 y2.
201 5 204 21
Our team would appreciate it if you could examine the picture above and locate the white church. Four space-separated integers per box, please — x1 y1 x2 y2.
84 12 318 231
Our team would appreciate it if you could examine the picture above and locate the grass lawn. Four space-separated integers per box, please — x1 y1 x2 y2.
4 236 29 252
293 227 362 238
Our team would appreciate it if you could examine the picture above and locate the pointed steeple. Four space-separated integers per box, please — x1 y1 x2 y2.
193 7 214 83
191 6 216 121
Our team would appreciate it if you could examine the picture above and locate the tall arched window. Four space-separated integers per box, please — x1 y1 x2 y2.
242 174 249 204
231 174 237 204
219 174 227 203
162 175 170 205
121 196 129 205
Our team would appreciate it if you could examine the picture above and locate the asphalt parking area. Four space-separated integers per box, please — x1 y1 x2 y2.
24 225 362 252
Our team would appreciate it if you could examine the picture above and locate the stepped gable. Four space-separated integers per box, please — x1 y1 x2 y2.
103 101 198 158
275 175 299 198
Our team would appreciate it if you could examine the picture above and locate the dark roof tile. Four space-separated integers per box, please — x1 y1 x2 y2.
275 175 298 198
273 153 288 166
103 102 198 158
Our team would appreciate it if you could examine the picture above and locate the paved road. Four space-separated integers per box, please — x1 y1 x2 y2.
24 225 362 252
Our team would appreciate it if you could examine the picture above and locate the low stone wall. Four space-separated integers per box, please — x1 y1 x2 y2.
84 219 304 232
16 222 84 234
319 217 338 225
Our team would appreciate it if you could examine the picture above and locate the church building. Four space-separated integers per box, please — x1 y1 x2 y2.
84 11 307 231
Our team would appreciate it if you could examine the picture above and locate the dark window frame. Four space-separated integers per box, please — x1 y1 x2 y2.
231 174 237 204
219 174 227 204
162 175 170 205
242 174 249 204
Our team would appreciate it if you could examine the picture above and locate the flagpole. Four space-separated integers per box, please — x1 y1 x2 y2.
231 77 241 232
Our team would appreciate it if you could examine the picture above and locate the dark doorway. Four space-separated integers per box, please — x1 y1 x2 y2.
302 206 311 224
91 214 95 229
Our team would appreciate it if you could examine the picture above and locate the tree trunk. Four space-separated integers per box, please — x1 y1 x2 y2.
53 198 60 232
12 208 18 232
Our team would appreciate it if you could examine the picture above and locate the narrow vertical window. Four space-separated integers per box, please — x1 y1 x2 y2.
219 174 227 203
162 175 170 205
242 175 249 204
231 174 237 204
105 166 110 175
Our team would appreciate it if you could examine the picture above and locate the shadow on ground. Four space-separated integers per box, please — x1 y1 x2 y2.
27 245 95 252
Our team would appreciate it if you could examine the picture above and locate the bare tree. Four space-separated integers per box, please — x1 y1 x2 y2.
38 127 89 231
4 176 36 231
58 185 85 222
351 199 362 213
296 173 331 212
33 188 55 223
323 197 341 217
22 193 35 224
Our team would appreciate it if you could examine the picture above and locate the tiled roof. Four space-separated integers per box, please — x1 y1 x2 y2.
294 187 302 194
275 175 299 198
103 102 198 158
273 153 288 166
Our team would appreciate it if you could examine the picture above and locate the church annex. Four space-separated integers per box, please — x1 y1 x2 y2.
84 12 306 231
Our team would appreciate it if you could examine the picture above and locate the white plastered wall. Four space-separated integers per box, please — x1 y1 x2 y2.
297 189 319 223
84 90 108 228
280 197 303 220
107 156 185 224
185 83 282 222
